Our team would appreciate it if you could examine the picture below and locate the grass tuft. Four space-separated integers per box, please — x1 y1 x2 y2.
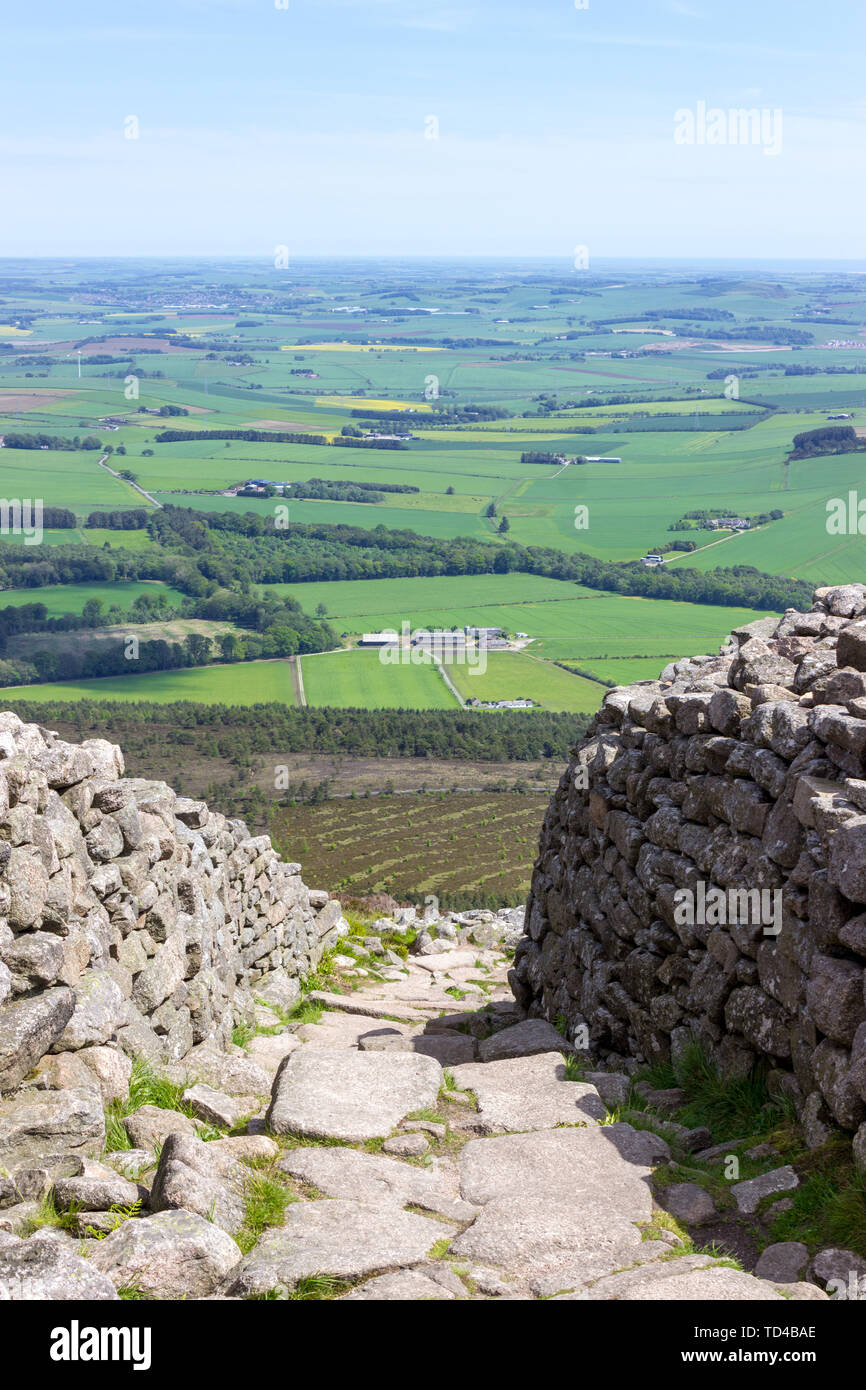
236 1173 298 1255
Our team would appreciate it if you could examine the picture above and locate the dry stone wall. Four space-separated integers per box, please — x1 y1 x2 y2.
514 584 866 1149
0 713 340 1096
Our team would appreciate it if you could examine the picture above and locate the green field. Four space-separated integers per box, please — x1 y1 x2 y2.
264 572 597 629
272 574 772 660
0 659 295 705
3 260 866 723
301 647 459 710
565 656 674 685
0 580 180 616
444 650 604 713
0 449 142 515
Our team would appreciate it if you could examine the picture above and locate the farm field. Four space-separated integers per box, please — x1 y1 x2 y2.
0 659 296 705
563 656 674 685
270 575 770 651
300 648 458 710
263 573 597 626
270 790 548 908
80 528 156 551
2 258 866 722
0 580 181 616
444 650 604 713
0 449 141 514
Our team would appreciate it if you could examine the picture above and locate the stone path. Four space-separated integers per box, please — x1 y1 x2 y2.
0 933 833 1300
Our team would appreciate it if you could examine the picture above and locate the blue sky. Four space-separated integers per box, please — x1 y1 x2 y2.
2 0 864 258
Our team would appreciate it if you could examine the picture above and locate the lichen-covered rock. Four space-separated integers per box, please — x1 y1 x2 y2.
90 1209 241 1299
0 1230 119 1299
0 988 74 1089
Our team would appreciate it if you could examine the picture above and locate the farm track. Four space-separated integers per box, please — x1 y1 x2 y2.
97 454 162 509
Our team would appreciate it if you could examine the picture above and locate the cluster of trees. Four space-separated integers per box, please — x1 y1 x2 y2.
789 425 866 460
39 508 78 528
2 433 103 451
688 325 812 346
349 404 507 427
154 427 406 451
26 633 215 685
669 508 784 531
520 451 589 465
239 479 419 505
155 428 326 446
11 701 588 763
595 308 735 325
86 509 149 529
151 506 814 612
784 363 866 376
0 539 211 600
0 589 181 651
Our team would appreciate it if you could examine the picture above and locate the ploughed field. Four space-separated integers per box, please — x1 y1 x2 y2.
271 790 547 909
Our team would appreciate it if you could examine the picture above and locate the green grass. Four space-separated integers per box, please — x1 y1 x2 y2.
0 580 179 617
264 572 596 628
20 1191 83 1235
0 658 298 706
669 1042 793 1141
444 649 603 713
301 647 459 710
104 1057 196 1152
236 1173 298 1254
0 447 143 514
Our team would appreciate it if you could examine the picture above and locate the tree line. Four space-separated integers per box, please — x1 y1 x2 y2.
5 701 589 763
158 506 814 612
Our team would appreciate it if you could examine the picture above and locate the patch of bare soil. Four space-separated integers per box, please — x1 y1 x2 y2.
0 390 81 411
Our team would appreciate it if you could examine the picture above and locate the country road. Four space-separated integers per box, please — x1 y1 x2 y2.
98 455 162 509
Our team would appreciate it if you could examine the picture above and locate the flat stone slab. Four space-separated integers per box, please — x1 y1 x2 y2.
449 1188 649 1280
123 1104 198 1150
340 1270 456 1301
223 1199 443 1297
166 1043 270 1098
245 1033 300 1075
413 952 479 975
297 1012 417 1051
266 1048 442 1141
564 1259 791 1301
0 1086 105 1168
308 992 436 1023
478 1019 571 1063
731 1165 799 1215
183 1084 250 1129
457 1125 655 1219
358 1028 477 1066
449 1124 657 1280
450 1053 607 1134
279 1146 476 1222
409 1033 477 1066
